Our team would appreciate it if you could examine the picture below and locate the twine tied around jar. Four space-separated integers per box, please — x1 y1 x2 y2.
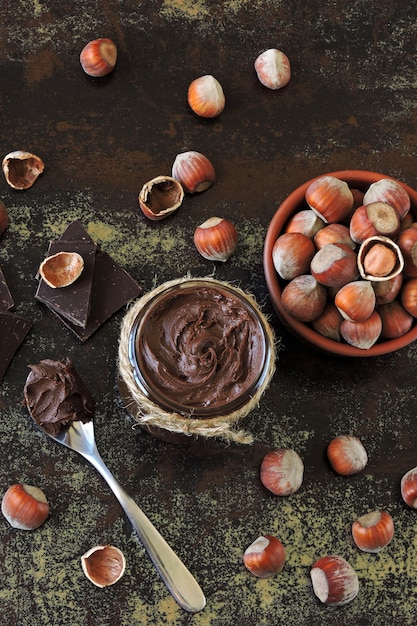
117 276 277 445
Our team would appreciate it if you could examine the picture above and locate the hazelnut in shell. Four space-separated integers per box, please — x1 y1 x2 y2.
349 202 400 244
310 243 358 289
1 483 50 530
81 544 126 587
254 48 291 90
172 150 215 193
313 223 355 250
334 280 376 322
397 227 417 277
194 217 237 262
281 274 327 322
243 535 286 578
80 38 117 77
187 75 225 118
401 466 417 508
401 277 417 317
379 300 413 339
327 435 368 475
272 232 315 280
312 303 343 342
351 510 394 553
373 274 403 305
260 448 304 496
305 176 353 223
340 310 382 349
357 236 404 282
284 209 324 238
310 555 359 606
363 177 411 219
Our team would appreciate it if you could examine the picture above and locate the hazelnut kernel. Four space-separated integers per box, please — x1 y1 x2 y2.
363 243 397 277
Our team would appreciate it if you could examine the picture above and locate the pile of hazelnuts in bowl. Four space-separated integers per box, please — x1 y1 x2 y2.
263 170 417 357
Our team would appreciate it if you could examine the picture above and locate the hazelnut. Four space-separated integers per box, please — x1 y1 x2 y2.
327 435 368 475
1 483 49 530
310 555 359 606
194 217 238 262
272 232 315 280
352 510 394 553
187 75 225 118
243 535 286 577
80 38 117 77
281 274 327 322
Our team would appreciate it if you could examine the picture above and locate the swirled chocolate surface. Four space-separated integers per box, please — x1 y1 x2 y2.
135 285 266 413
24 358 95 436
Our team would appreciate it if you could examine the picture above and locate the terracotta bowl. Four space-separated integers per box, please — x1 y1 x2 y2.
263 170 417 357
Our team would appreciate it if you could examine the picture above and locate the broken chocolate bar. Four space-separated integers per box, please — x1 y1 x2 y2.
36 220 141 341
35 238 97 328
0 266 14 312
57 219 95 244
52 249 141 342
0 311 32 382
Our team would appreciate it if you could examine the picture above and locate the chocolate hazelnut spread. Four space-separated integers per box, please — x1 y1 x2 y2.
133 284 266 413
24 358 95 436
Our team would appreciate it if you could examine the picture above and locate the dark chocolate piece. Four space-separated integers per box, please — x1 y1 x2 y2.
0 311 32 382
36 220 141 341
57 219 95 245
35 238 97 328
0 267 14 312
52 249 141 342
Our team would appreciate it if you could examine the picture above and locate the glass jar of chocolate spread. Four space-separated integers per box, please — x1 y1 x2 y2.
126 278 274 418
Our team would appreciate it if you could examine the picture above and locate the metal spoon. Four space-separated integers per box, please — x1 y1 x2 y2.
31 417 206 614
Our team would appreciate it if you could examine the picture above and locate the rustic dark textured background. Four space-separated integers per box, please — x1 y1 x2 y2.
1 1 417 624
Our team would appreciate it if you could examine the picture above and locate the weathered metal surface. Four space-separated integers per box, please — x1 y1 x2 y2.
1 1 417 624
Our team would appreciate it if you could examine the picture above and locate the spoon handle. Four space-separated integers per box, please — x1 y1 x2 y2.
85 449 206 613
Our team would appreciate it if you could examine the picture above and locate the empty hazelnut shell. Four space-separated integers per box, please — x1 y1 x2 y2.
81 545 126 588
2 151 44 190
138 175 184 221
39 251 84 289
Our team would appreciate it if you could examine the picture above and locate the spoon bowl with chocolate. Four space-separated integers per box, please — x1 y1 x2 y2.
24 358 205 614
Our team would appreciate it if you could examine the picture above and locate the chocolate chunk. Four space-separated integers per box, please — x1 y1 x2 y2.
57 219 95 244
52 249 141 342
36 220 141 340
0 312 32 382
0 267 14 312
35 238 97 328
